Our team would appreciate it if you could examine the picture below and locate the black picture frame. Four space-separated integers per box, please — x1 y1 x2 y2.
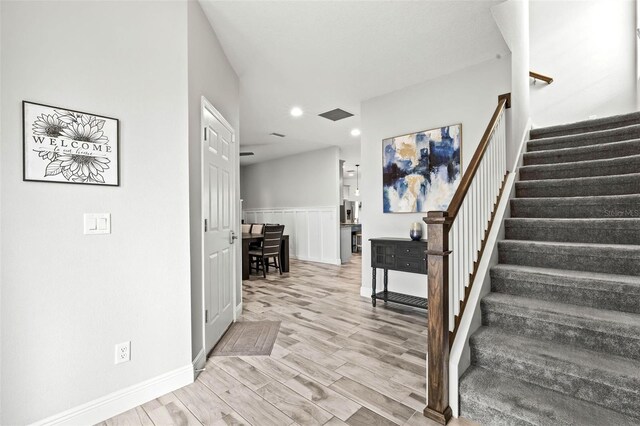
23 100 120 186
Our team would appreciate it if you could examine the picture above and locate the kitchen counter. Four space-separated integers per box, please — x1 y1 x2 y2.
340 224 362 263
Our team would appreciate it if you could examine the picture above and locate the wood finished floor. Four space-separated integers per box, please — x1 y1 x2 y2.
101 255 476 426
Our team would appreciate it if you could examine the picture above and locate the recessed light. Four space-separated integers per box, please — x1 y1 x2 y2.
351 128 361 137
290 107 303 117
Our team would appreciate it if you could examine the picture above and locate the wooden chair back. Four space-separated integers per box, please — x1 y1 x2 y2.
241 223 252 233
262 225 284 257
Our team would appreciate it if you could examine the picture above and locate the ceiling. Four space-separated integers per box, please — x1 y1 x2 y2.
199 1 509 166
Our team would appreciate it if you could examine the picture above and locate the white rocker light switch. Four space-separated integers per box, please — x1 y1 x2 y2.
84 213 111 235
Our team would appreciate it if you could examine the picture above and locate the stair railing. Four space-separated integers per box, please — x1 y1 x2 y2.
423 96 510 424
529 71 554 84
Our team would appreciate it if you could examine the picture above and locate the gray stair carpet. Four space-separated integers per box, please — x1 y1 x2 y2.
519 154 640 180
460 110 640 425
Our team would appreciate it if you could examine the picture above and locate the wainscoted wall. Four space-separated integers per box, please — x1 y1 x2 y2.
243 207 341 265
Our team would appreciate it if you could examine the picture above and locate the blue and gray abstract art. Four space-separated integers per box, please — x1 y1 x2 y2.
382 125 461 213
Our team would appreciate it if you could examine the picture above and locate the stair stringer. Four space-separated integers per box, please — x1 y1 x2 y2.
448 118 530 418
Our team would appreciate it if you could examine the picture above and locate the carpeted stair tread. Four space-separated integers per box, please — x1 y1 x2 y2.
515 173 640 198
530 111 640 140
459 366 639 426
523 138 640 166
469 328 640 420
504 218 640 244
527 123 640 152
481 292 640 360
466 111 640 425
519 154 640 181
498 239 640 275
510 194 640 218
490 264 640 313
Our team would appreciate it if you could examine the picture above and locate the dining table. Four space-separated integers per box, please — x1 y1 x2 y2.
241 233 290 280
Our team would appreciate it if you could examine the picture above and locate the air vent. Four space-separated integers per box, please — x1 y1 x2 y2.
319 108 354 122
270 132 286 138
239 152 255 157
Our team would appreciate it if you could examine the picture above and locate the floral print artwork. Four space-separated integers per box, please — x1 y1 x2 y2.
23 102 118 185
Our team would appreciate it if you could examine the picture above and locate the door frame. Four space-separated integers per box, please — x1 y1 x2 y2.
200 96 239 358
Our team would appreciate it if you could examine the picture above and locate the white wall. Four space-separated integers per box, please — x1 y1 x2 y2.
360 58 511 298
530 0 637 126
1 1 192 424
188 0 240 363
241 146 340 209
492 0 530 164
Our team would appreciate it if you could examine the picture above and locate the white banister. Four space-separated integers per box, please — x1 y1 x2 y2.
446 107 507 332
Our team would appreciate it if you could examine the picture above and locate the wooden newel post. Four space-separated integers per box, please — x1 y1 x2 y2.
423 211 453 424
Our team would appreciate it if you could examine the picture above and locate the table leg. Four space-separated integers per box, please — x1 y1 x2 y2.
384 269 388 302
281 237 290 273
371 268 377 307
242 239 250 280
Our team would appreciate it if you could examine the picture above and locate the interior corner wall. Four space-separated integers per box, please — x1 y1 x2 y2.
530 0 637 126
359 58 510 298
240 146 341 210
187 0 240 362
0 1 192 424
492 0 530 165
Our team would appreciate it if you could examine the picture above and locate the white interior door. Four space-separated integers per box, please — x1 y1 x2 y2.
202 98 236 354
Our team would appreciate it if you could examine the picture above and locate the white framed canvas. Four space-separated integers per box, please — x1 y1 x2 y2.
23 101 119 186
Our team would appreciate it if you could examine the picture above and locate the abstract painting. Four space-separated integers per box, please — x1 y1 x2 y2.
23 101 119 186
383 124 461 213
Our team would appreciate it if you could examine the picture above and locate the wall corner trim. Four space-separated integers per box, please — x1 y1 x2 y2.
29 364 193 426
235 302 244 319
192 348 206 379
359 286 372 299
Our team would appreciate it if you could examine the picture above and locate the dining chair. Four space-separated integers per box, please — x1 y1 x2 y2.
248 223 264 250
241 223 252 234
248 224 284 278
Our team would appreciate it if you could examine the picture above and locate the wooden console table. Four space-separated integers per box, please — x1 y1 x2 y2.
370 238 428 309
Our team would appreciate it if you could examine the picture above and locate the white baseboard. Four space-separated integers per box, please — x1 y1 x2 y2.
292 255 341 266
360 286 372 298
30 364 193 426
235 302 243 318
192 348 206 379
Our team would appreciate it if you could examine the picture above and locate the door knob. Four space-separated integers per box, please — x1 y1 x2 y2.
230 230 238 244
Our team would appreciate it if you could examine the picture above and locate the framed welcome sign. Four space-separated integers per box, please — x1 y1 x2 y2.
23 101 119 186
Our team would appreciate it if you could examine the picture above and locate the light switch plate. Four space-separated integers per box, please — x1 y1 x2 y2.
84 213 111 235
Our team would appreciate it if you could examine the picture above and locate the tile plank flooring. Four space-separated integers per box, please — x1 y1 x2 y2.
102 255 476 426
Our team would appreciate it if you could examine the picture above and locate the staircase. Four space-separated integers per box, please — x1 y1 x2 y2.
458 112 640 425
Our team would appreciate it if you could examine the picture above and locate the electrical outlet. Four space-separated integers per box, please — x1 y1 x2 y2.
115 341 131 364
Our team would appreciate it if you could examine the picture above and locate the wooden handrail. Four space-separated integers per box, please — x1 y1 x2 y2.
423 95 510 425
529 71 553 84
446 98 507 220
